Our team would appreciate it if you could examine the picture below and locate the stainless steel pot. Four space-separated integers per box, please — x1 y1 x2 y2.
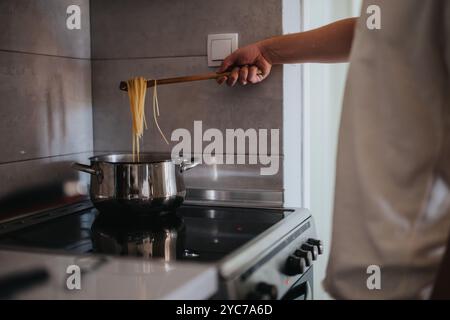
72 154 199 215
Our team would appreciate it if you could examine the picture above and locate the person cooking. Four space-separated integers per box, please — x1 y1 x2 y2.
217 0 450 299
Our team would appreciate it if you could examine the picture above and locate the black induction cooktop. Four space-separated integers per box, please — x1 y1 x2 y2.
0 204 287 262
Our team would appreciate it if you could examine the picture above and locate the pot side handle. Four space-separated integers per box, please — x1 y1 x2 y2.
180 159 201 173
72 162 99 175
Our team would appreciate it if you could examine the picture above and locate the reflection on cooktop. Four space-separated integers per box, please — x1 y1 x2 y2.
0 205 286 262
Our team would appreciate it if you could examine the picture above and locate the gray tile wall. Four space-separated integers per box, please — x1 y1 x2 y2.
90 0 282 59
0 0 92 216
91 0 284 194
0 52 93 163
0 0 91 58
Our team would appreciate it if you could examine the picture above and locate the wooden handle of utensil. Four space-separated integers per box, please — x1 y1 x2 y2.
119 72 231 91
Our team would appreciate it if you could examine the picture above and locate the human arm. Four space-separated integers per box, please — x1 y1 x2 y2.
217 17 357 86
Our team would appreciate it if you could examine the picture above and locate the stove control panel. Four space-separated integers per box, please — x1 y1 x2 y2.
285 238 323 276
222 212 323 300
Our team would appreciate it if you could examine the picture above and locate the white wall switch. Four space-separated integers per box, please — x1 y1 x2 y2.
207 33 238 67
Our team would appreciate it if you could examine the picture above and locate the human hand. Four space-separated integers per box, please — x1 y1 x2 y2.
216 43 272 86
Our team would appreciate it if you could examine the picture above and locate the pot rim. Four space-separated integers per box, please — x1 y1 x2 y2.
89 153 176 165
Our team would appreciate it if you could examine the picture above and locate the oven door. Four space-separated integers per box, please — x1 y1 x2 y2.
282 267 313 300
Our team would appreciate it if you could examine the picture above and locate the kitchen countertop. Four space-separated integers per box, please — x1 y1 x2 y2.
0 249 218 300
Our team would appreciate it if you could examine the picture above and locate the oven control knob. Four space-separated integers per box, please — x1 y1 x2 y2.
294 249 312 266
246 282 278 300
285 255 306 275
307 238 324 255
301 243 318 261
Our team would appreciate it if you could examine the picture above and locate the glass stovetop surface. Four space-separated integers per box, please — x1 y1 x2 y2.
0 205 288 262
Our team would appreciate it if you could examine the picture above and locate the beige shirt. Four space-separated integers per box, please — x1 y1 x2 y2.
324 0 450 299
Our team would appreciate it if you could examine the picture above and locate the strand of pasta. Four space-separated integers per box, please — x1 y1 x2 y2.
153 80 169 145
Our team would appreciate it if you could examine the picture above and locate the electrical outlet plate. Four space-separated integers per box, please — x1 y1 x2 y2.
207 33 238 67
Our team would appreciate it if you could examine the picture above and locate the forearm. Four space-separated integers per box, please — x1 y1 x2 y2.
258 17 358 64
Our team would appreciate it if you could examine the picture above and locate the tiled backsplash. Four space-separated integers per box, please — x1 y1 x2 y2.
90 0 282 59
0 52 92 163
0 0 92 217
0 0 91 58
